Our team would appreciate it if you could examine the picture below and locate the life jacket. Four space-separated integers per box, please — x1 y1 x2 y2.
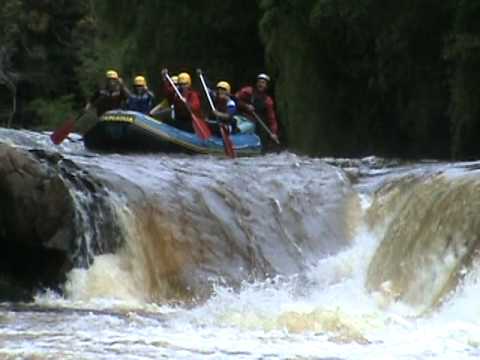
215 95 237 116
172 88 202 120
235 86 267 118
93 87 127 116
235 85 278 137
126 90 154 114
251 92 267 119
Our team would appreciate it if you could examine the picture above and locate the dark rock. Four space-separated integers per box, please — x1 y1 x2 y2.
0 144 75 300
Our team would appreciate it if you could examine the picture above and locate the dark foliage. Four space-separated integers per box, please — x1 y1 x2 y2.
3 0 480 159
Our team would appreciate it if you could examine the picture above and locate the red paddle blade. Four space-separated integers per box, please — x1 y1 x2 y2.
191 113 212 140
220 125 236 158
50 119 76 145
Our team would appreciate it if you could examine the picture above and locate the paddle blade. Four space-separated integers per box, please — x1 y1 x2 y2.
220 125 236 158
191 113 212 140
50 119 76 145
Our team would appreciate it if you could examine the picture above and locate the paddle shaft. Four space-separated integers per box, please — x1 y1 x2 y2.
75 110 88 122
251 111 280 145
197 70 235 158
164 72 211 140
197 71 216 112
165 73 188 105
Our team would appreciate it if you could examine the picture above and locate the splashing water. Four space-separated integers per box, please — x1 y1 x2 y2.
1 129 480 359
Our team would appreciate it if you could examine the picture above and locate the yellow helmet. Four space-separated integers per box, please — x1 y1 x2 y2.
106 70 119 79
177 72 191 86
171 75 178 84
216 81 231 94
134 75 147 87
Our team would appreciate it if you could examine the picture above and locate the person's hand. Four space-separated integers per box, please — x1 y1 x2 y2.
161 68 168 77
271 134 280 144
246 104 255 113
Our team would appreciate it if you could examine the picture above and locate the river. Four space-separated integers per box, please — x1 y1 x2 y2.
1 129 480 359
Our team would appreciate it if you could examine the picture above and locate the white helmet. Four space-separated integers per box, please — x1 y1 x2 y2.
257 73 271 82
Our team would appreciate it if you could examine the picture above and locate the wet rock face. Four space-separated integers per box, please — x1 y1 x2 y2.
0 144 75 300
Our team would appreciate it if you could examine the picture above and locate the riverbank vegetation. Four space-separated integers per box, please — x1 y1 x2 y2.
2 0 480 159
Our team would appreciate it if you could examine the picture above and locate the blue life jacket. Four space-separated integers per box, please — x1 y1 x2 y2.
126 90 155 114
226 98 236 116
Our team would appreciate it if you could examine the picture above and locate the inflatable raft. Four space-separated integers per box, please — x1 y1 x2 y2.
83 110 262 156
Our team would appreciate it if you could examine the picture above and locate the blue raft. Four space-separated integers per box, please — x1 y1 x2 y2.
83 110 262 156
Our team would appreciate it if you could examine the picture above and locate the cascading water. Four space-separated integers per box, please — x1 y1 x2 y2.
1 129 480 359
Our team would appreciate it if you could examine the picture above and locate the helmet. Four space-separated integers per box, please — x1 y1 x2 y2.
171 75 178 84
177 72 191 86
216 81 231 94
106 70 119 79
134 75 147 87
257 73 271 82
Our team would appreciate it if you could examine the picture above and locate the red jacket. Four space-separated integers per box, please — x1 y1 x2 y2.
163 81 202 120
235 86 278 135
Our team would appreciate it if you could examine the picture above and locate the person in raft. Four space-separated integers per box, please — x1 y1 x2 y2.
160 68 202 133
209 80 254 135
149 74 177 119
125 75 155 114
235 73 279 144
85 69 129 117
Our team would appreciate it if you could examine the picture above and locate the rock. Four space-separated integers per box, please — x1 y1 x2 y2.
0 144 75 300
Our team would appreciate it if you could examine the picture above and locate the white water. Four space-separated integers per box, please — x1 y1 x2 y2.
2 220 479 359
1 130 480 359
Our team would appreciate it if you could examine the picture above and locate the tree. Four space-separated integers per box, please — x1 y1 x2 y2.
0 0 21 127
0 48 17 128
260 0 454 158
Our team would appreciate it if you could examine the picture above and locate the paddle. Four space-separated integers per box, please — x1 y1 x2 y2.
251 111 280 145
50 111 88 145
196 69 235 158
164 72 211 140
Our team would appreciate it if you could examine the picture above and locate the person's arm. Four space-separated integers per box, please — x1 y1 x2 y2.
235 87 254 113
85 90 100 111
149 103 162 116
212 109 231 122
160 68 176 104
119 78 132 97
162 80 175 104
211 97 236 124
147 91 155 111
